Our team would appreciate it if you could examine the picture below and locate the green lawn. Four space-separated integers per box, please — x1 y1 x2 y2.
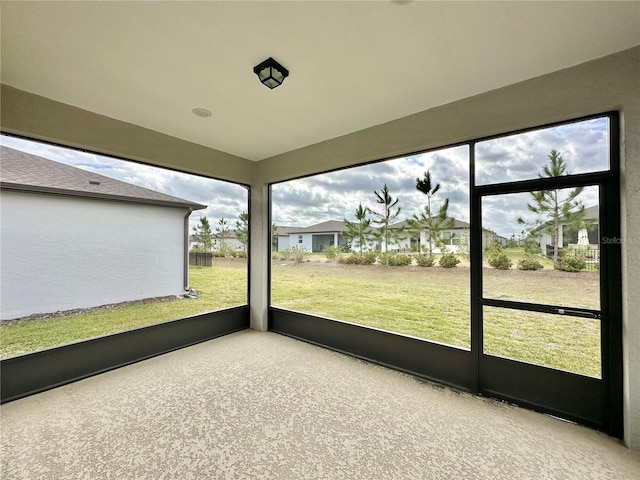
271 259 601 377
1 257 602 378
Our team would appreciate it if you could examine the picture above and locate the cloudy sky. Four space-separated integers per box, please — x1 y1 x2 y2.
2 116 608 238
0 135 249 233
273 117 607 238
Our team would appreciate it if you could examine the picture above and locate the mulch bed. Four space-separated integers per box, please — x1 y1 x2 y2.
1 295 182 326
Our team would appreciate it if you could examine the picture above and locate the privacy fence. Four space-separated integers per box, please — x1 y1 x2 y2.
189 252 213 267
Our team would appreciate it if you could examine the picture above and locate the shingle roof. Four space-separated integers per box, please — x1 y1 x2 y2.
584 205 599 220
285 218 470 235
286 220 348 234
391 218 470 230
0 146 206 210
274 226 298 236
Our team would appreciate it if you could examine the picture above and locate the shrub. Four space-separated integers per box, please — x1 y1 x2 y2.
488 253 512 270
339 244 352 253
524 237 542 256
362 251 378 264
342 251 377 265
385 252 412 266
219 243 236 258
414 253 435 267
483 239 503 258
234 251 247 259
558 252 587 272
323 245 341 262
439 253 460 268
290 246 310 263
517 257 543 270
275 248 292 260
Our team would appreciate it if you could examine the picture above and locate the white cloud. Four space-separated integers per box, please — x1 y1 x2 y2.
273 119 607 238
2 115 608 238
0 135 248 231
475 117 609 185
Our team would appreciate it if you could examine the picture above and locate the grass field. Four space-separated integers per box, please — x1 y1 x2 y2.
271 260 601 377
0 257 601 377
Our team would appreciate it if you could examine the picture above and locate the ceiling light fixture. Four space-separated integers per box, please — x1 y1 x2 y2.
253 57 289 89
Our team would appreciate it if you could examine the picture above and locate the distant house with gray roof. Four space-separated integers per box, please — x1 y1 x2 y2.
276 217 483 254
0 146 206 320
283 221 350 252
531 204 599 256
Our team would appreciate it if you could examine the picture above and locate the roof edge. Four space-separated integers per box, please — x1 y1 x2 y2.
0 182 207 211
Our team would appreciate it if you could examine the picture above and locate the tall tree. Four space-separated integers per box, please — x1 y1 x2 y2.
369 184 403 264
343 203 372 253
192 216 213 253
519 149 586 269
408 170 453 255
235 211 249 252
271 223 279 251
214 217 231 252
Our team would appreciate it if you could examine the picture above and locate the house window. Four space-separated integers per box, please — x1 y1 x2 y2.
298 235 303 243
442 232 460 246
0 134 249 360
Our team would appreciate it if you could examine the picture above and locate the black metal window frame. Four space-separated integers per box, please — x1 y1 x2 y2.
269 111 623 437
0 134 252 403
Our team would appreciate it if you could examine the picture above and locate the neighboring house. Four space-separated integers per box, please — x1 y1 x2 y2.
0 147 206 320
273 226 297 251
388 219 471 253
276 218 490 254
415 219 471 254
284 221 350 253
531 204 599 253
189 230 244 252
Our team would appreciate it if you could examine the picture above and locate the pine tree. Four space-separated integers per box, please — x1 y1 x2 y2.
271 223 279 251
519 150 586 269
214 217 231 254
235 211 249 252
408 170 453 255
343 204 372 254
369 184 403 265
192 216 213 253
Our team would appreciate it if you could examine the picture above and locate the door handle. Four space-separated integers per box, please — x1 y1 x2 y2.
553 308 600 319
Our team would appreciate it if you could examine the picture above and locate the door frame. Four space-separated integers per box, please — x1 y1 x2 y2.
470 112 622 437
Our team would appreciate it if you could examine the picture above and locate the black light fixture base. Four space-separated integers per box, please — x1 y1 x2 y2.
253 57 289 89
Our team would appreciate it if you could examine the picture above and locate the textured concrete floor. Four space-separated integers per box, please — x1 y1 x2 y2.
2 330 639 479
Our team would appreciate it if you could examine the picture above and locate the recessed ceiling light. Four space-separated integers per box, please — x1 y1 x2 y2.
192 108 212 118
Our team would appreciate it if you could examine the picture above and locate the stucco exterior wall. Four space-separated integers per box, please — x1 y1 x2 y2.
276 236 290 251
620 71 640 451
0 191 187 320
290 233 309 251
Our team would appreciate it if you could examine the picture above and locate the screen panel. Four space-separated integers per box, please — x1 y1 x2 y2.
0 135 249 359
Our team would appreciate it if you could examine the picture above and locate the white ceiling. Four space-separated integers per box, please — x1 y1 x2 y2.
1 1 639 161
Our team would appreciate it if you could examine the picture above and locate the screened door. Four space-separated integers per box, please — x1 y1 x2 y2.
471 114 622 435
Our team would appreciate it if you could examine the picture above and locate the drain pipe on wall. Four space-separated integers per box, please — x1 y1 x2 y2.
184 208 193 291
